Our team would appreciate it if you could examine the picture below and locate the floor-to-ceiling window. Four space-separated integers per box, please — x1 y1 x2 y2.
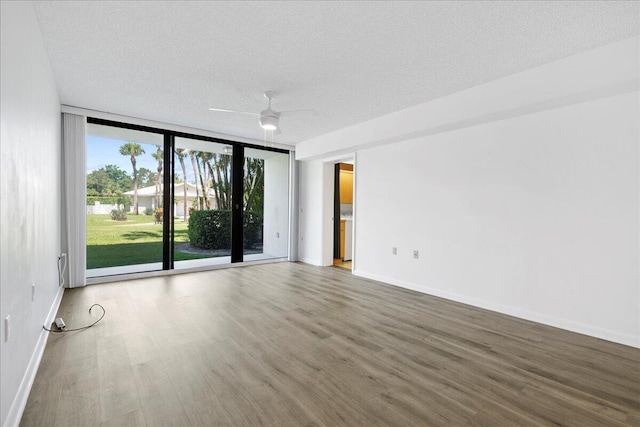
244 148 289 261
86 123 166 277
85 118 290 278
173 136 233 269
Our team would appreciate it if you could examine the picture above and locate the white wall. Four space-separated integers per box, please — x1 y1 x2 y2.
263 153 290 258
0 2 64 426
297 160 325 265
356 91 638 347
297 36 640 347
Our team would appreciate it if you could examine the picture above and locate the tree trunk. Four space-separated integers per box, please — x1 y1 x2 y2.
246 172 262 212
156 153 163 209
189 152 201 210
131 155 139 215
178 155 188 221
215 156 230 210
244 159 263 213
205 158 221 209
196 156 210 210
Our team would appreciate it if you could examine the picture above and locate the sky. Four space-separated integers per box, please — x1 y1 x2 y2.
86 134 255 185
86 135 161 175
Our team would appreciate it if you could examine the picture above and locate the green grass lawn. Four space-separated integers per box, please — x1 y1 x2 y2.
86 214 214 269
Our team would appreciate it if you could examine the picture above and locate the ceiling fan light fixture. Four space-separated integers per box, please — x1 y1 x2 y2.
259 114 279 130
210 91 313 135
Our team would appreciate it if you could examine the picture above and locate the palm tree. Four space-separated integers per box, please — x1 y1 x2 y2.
197 152 212 209
175 148 189 221
152 147 164 210
188 151 201 210
119 142 145 214
206 153 232 210
244 157 264 213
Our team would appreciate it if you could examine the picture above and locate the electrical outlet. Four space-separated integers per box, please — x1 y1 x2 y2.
55 318 66 330
32 283 35 301
413 250 419 259
392 247 397 255
4 315 9 342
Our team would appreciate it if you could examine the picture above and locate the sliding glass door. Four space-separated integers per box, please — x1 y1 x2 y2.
85 118 290 278
86 123 165 277
173 137 233 269
244 148 289 261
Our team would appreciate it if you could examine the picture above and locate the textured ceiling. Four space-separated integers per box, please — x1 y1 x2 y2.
33 1 639 146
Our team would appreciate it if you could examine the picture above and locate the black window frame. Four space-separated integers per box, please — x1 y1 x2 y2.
86 116 290 270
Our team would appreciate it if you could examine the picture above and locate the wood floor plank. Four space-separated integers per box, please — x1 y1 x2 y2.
54 369 101 427
131 358 179 410
139 399 190 427
21 262 640 426
99 409 146 427
98 364 141 423
19 371 64 427
181 396 233 427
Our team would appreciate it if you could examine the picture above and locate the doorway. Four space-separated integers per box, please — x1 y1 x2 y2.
333 162 354 270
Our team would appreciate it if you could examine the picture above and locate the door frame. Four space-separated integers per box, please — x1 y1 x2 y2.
321 154 356 271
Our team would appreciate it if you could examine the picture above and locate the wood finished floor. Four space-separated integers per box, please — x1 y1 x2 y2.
21 262 640 426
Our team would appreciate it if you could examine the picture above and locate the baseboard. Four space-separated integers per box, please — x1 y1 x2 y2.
353 269 639 349
3 286 65 427
299 257 323 266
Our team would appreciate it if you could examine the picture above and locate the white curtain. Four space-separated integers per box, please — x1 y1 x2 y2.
62 113 86 287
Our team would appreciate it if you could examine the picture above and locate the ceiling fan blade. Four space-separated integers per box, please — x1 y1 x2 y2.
278 109 318 117
208 108 259 116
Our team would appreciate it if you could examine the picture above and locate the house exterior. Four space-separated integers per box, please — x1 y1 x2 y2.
124 182 217 217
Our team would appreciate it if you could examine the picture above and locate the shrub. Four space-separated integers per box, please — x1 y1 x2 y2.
144 207 153 216
188 210 231 250
243 211 263 249
110 209 127 221
187 210 263 250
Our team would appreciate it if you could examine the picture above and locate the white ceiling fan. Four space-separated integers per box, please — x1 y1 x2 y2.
208 91 316 135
